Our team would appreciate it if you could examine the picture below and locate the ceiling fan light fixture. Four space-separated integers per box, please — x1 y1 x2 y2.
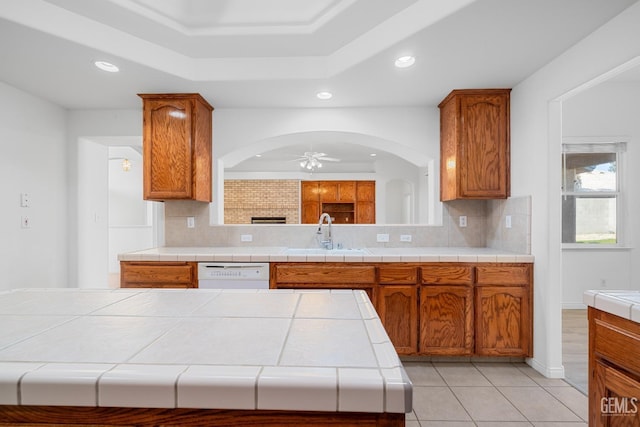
394 55 415 68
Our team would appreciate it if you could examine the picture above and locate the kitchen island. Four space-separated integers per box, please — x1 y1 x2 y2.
584 290 640 426
0 288 411 426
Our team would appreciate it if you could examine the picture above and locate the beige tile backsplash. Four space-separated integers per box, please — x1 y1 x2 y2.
163 196 531 254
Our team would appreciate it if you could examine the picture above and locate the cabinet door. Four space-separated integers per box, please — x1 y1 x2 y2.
420 285 473 355
475 285 530 356
378 285 418 355
337 181 356 202
143 98 194 200
301 181 320 223
140 94 212 202
459 92 510 198
593 361 640 426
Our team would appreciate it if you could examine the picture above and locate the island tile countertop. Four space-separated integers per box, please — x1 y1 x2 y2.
584 290 640 323
118 246 534 263
0 288 412 414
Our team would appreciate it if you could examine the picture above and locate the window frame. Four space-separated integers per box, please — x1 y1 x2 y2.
561 138 627 249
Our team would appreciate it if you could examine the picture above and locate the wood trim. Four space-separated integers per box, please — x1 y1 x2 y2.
0 406 405 427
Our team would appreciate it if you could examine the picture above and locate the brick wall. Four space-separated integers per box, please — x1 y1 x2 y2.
224 180 300 224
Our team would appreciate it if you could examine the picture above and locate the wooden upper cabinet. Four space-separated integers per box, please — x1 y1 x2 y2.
139 93 213 202
301 180 374 224
439 89 511 201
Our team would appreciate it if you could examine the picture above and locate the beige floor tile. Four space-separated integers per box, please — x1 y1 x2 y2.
404 361 447 386
406 410 417 420
476 423 533 426
451 386 527 421
499 387 582 422
405 421 421 427
474 362 539 386
420 422 476 427
544 386 588 421
434 362 492 386
413 386 472 421
516 365 572 387
532 423 587 426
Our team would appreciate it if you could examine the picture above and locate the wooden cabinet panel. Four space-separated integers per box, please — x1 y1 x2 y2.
120 261 197 288
421 266 473 285
439 89 510 201
475 285 531 356
378 285 418 354
590 308 640 426
273 264 376 284
379 266 417 284
139 93 213 202
476 265 530 285
355 181 375 224
420 285 473 355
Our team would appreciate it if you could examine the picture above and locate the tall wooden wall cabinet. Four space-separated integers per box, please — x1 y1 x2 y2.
439 89 511 201
139 93 213 202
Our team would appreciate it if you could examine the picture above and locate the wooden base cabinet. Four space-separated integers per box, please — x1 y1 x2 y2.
589 308 640 426
271 262 532 357
120 261 197 288
420 286 473 355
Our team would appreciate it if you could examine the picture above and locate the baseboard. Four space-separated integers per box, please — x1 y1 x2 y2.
562 302 587 310
527 357 565 379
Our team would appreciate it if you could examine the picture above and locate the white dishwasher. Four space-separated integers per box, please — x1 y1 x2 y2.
197 262 270 289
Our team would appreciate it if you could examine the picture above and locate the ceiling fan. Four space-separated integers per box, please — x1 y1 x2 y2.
294 151 340 171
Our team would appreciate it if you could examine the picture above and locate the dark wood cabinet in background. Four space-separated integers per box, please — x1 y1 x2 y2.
439 89 511 201
139 93 213 202
301 180 375 224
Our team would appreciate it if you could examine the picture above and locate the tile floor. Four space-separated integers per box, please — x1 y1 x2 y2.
403 310 589 426
403 361 587 426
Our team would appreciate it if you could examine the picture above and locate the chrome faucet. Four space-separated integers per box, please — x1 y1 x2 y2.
317 213 333 249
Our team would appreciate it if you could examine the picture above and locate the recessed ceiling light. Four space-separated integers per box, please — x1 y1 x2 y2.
255 154 262 157
394 56 416 68
94 60 119 73
370 153 377 157
316 91 333 100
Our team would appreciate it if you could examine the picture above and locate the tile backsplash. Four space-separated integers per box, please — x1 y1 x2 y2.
163 196 531 254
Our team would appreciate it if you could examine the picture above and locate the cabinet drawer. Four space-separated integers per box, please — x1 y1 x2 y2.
379 266 418 284
121 262 196 284
592 310 640 376
274 264 375 284
421 266 473 285
476 265 530 285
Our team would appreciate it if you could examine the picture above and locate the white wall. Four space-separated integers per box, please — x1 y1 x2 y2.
0 82 68 290
561 82 640 307
510 1 640 377
67 109 143 288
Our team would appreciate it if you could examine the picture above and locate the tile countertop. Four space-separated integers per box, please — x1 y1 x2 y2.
584 290 640 323
0 288 412 413
118 246 534 263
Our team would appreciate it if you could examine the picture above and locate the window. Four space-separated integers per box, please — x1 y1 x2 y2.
562 141 626 246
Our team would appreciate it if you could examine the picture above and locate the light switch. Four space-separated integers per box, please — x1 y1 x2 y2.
187 217 195 228
459 216 467 227
505 215 512 229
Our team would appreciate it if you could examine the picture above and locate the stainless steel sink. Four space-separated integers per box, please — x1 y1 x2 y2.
283 248 370 255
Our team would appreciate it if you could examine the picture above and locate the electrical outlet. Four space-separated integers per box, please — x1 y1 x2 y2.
21 216 30 228
20 193 30 207
241 234 253 242
376 233 390 243
187 217 195 228
459 216 467 227
505 215 512 229
400 234 412 242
